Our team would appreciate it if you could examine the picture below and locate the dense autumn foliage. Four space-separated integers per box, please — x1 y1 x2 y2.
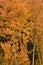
0 0 43 65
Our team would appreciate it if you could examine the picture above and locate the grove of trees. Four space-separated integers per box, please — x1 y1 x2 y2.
0 0 43 65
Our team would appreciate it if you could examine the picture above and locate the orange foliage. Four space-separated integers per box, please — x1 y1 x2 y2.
0 0 43 65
